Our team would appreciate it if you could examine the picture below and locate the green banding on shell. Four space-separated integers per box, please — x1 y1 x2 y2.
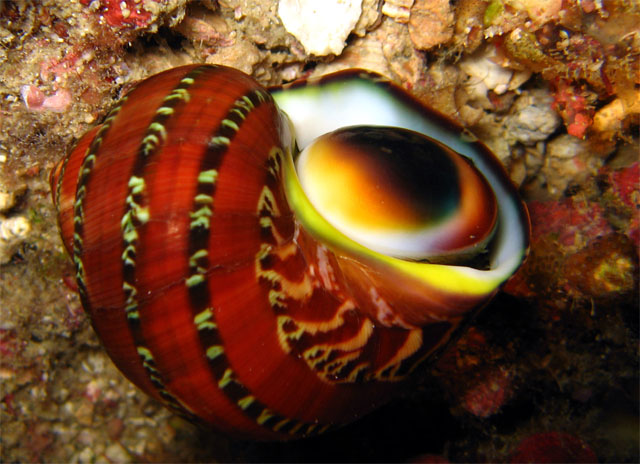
122 229 138 245
128 175 146 194
135 344 190 415
257 186 278 215
206 345 224 360
186 274 205 287
137 346 154 362
191 206 213 219
289 422 304 435
194 307 213 324
148 122 167 141
198 169 218 183
210 136 230 147
218 367 233 387
273 419 290 432
221 118 240 131
231 108 247 119
156 107 174 116
72 97 128 303
256 89 268 103
180 83 329 438
241 95 255 109
141 134 159 151
125 303 138 313
164 87 191 102
257 409 275 425
197 321 217 331
117 65 210 420
135 207 150 224
54 148 72 215
237 395 255 410
189 215 210 229
194 193 213 204
189 249 209 267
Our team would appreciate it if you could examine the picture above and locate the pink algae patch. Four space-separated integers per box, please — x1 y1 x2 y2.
527 199 613 248
21 85 72 112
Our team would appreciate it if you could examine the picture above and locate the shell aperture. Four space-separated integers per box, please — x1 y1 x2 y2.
296 125 498 261
272 70 528 279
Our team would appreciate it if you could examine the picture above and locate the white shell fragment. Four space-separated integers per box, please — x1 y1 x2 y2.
506 0 563 25
381 0 414 23
541 134 602 196
0 216 31 264
461 53 514 97
460 45 531 99
507 89 561 144
278 0 363 56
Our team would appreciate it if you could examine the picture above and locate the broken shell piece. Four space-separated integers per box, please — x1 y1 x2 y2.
506 89 561 144
311 30 394 79
0 216 30 241
542 134 602 197
0 185 26 213
460 46 531 100
0 193 15 213
505 0 563 25
354 0 383 36
0 215 31 264
382 0 414 23
592 90 640 137
278 0 362 56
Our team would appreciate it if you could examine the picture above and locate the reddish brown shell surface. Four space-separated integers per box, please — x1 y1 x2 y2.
50 65 461 440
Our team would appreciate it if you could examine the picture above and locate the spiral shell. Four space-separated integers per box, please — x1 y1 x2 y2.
50 64 529 440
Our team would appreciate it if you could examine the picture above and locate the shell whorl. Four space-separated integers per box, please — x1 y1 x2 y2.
51 64 529 440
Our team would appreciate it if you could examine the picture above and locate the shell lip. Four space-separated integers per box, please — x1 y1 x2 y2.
283 143 527 298
270 68 481 149
273 67 530 292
